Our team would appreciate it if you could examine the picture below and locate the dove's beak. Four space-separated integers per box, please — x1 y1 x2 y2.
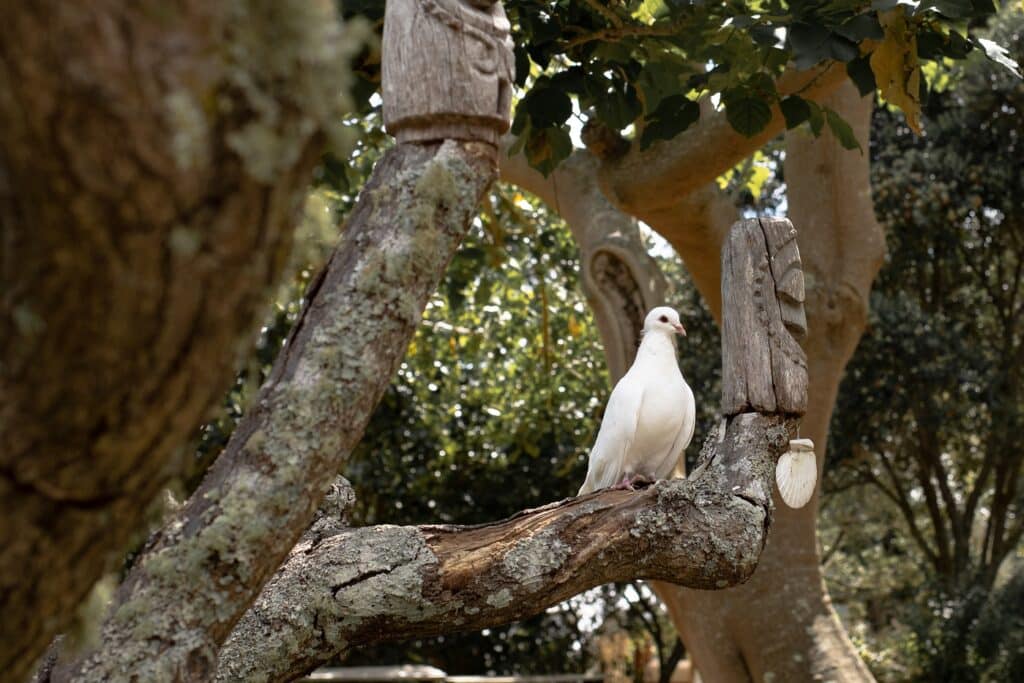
674 323 686 336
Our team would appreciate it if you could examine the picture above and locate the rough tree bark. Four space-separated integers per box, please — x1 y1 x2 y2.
653 84 883 683
0 1 356 679
48 1 513 680
52 141 497 683
211 216 808 682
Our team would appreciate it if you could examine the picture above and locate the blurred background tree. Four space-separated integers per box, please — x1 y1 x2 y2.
824 7 1024 681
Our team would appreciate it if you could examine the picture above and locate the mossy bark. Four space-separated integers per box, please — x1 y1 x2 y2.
0 1 355 679
53 140 496 682
214 413 794 683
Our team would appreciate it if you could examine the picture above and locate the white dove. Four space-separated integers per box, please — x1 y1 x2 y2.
578 306 696 494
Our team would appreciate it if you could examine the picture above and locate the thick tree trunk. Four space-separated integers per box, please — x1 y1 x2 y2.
53 141 497 682
505 79 882 680
652 83 884 682
0 2 354 679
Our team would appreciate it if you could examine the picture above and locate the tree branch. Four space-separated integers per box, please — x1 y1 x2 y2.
215 412 796 683
564 21 686 49
58 140 499 683
659 638 686 683
871 454 940 568
596 63 848 215
580 0 623 29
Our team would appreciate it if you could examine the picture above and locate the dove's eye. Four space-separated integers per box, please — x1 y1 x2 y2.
659 315 668 323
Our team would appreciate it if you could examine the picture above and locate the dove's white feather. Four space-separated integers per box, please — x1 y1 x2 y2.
578 307 695 495
775 438 817 508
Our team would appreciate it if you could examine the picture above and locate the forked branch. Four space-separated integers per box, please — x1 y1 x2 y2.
213 218 810 682
215 413 794 682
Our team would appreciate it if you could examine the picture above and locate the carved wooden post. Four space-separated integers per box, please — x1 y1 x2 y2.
713 216 814 508
721 217 808 415
383 0 514 147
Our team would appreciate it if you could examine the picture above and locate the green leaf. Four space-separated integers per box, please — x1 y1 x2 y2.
513 45 531 88
636 62 681 112
847 54 878 96
524 86 573 129
595 83 641 130
510 104 529 136
828 35 860 63
644 94 692 120
640 98 700 149
825 108 863 152
807 100 825 136
789 22 833 69
976 38 1022 78
833 14 884 42
746 72 778 99
723 92 772 137
507 122 530 157
916 29 946 60
779 96 811 129
551 67 587 95
945 30 972 59
930 0 974 19
750 24 778 47
525 126 574 177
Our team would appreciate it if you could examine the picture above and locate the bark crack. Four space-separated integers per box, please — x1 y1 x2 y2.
331 566 398 599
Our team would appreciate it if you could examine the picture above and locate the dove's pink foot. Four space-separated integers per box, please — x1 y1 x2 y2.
610 474 654 491
610 475 635 491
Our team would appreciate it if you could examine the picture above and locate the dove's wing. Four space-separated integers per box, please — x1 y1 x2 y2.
578 379 645 495
665 381 696 479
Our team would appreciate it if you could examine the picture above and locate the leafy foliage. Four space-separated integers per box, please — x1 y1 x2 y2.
337 1 1012 175
499 0 1009 172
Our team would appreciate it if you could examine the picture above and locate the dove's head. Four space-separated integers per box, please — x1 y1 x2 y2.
643 306 686 337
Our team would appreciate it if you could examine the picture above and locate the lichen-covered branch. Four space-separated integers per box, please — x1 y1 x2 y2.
55 140 497 682
0 1 358 678
215 412 795 683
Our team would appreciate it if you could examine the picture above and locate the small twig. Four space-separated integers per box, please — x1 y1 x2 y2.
563 21 686 50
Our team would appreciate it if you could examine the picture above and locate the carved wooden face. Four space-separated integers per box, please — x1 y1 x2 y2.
381 0 514 143
768 226 807 342
721 217 808 416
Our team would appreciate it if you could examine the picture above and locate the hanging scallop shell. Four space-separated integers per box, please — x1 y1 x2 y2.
775 438 817 508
